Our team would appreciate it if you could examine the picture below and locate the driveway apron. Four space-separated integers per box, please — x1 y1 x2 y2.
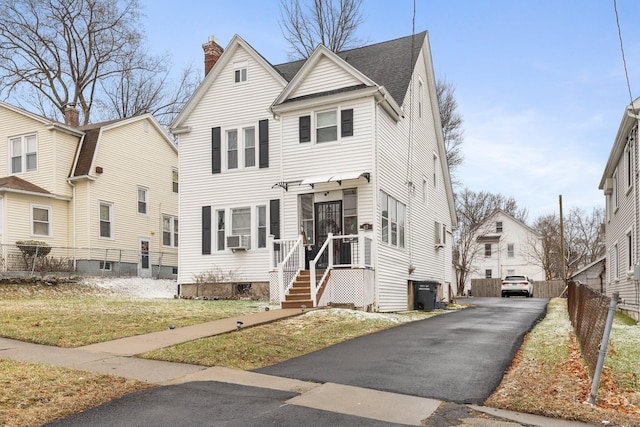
256 297 549 404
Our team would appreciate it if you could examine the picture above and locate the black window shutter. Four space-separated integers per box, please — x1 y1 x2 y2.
341 109 353 137
202 206 211 255
259 119 269 168
269 199 280 239
211 127 221 174
299 116 311 143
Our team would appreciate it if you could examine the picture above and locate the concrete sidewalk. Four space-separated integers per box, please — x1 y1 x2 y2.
0 307 594 426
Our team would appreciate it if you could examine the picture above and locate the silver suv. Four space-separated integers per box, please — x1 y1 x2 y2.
501 275 534 298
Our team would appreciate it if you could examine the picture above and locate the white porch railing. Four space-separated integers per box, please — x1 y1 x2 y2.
270 231 374 308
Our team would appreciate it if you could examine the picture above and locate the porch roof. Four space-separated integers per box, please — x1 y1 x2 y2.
300 171 370 187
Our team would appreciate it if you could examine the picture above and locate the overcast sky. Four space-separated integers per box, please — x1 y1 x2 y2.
140 0 640 221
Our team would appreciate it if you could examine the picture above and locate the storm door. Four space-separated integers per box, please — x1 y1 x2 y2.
314 201 342 268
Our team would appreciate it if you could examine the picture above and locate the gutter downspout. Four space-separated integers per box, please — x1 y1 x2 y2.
67 179 77 270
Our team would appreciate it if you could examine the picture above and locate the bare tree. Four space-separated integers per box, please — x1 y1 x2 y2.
453 188 528 294
436 79 464 182
0 0 193 126
528 207 605 280
279 0 365 59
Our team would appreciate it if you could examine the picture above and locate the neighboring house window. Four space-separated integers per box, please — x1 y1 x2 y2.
32 205 51 237
257 205 266 248
244 127 256 167
216 209 225 251
137 187 148 214
484 243 492 257
100 202 113 238
316 110 337 143
10 134 37 174
163 215 178 247
172 169 179 193
231 207 251 249
380 191 406 248
496 221 503 233
485 269 492 279
227 130 238 169
99 261 112 271
507 269 515 276
507 243 515 258
343 189 358 235
422 176 428 205
627 230 633 271
613 169 618 211
300 194 314 244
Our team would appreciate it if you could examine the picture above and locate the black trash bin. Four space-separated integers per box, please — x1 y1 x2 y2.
414 280 439 310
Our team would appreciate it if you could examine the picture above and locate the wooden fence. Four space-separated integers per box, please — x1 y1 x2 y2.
470 278 566 298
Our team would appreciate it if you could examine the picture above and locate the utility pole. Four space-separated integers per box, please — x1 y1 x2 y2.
559 195 566 283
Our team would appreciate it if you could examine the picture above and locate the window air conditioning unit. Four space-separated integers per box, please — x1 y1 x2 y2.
227 235 250 251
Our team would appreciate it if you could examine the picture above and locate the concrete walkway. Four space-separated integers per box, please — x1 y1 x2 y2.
0 307 593 426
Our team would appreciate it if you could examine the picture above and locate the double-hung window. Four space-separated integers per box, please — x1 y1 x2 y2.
244 127 256 167
380 191 406 248
231 207 251 249
316 110 337 143
227 130 238 169
137 187 148 214
32 205 51 237
343 189 358 235
163 215 178 247
10 134 37 174
485 243 492 257
300 194 314 244
257 205 266 248
507 243 515 258
100 202 113 238
172 169 179 193
216 210 225 251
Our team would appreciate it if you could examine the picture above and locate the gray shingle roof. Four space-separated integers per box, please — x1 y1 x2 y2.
273 31 427 106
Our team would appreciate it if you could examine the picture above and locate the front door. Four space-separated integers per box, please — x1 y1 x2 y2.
139 238 151 277
314 201 342 268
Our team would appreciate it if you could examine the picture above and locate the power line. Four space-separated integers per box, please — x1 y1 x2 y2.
614 0 634 104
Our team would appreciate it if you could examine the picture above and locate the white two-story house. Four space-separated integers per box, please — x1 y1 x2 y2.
599 97 640 321
171 32 456 312
466 209 544 291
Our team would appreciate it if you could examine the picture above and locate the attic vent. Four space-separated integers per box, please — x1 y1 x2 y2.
95 166 103 174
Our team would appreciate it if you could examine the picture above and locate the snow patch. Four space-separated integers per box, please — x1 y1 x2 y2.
78 277 178 299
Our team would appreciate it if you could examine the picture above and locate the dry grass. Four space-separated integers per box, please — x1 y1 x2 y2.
486 298 640 426
142 308 443 369
0 283 272 347
0 359 152 427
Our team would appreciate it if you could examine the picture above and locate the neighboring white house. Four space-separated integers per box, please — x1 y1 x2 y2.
570 256 606 294
0 101 178 277
466 209 545 291
599 97 640 321
171 32 457 312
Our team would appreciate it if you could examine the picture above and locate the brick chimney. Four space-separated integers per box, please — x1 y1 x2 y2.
203 35 223 76
64 104 79 127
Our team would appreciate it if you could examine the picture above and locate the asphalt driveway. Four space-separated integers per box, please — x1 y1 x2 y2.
256 297 549 404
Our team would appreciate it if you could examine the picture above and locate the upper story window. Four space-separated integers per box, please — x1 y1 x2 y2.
234 61 248 83
225 126 257 170
316 110 337 143
507 243 515 258
244 127 255 167
484 243 492 257
418 78 424 118
227 130 238 169
496 221 503 233
172 168 179 193
299 108 353 144
32 204 51 237
137 187 148 214
10 134 37 174
613 168 619 211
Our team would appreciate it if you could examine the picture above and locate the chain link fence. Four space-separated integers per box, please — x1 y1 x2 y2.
0 242 178 279
567 280 612 374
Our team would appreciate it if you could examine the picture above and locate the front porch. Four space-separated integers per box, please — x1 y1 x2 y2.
268 232 375 310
